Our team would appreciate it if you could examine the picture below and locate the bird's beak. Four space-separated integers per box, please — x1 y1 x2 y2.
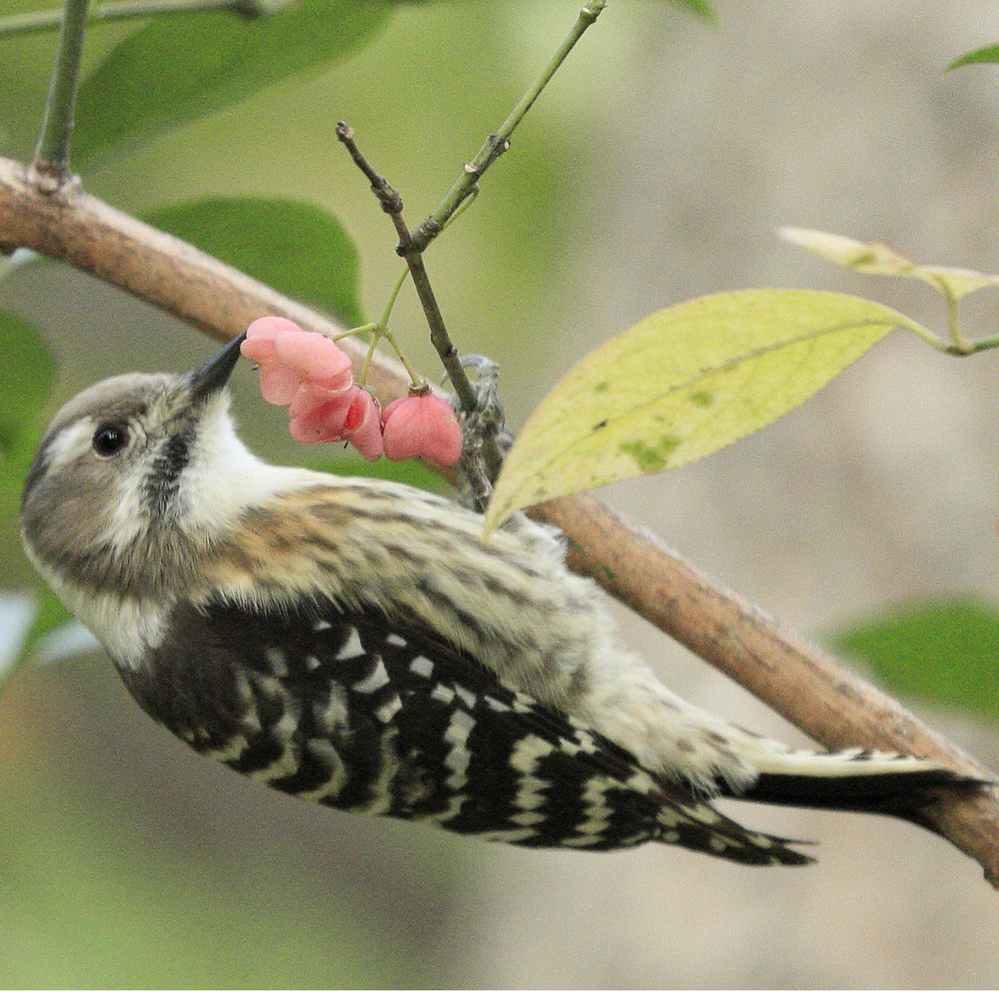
189 332 247 402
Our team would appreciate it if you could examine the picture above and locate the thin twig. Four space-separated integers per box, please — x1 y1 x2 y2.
337 0 607 479
335 123 504 492
410 0 606 253
0 155 996 883
33 0 91 180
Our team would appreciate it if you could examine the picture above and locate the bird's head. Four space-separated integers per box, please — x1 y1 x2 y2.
20 333 248 601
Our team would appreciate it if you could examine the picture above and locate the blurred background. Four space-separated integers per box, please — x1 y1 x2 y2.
2 0 999 985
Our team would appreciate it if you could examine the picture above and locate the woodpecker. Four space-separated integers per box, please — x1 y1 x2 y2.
20 334 972 865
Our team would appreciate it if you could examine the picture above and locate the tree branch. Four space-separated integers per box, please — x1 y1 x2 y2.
1 154 996 884
0 156 404 405
530 492 999 883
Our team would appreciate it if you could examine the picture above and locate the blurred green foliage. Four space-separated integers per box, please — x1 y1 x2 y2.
0 310 53 447
0 310 54 589
832 597 999 725
948 42 999 71
73 0 393 170
146 196 365 327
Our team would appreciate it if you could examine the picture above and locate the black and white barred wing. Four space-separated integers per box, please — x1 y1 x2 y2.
132 595 812 866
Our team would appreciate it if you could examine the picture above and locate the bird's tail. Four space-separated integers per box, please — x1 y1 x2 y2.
654 791 817 866
654 741 987 867
720 737 985 826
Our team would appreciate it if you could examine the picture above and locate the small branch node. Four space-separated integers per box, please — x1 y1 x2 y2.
336 120 405 219
26 159 81 196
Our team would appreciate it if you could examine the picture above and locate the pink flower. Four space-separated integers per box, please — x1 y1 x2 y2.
242 317 354 411
258 364 301 406
341 390 384 461
243 317 360 446
288 386 358 443
273 327 353 390
382 392 462 466
240 318 462 466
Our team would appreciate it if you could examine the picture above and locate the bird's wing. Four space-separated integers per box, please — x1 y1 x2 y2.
127 591 812 864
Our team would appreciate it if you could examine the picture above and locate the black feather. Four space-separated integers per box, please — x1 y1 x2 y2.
121 593 816 866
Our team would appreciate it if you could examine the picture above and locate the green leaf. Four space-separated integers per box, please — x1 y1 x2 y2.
947 44 999 71
669 0 715 20
307 453 450 495
1 589 76 697
484 289 927 533
831 598 999 724
780 226 999 301
145 196 363 327
0 311 55 511
73 0 392 170
0 313 65 698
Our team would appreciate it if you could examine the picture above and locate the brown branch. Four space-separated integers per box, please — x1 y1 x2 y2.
0 156 408 406
530 493 999 884
2 154 996 884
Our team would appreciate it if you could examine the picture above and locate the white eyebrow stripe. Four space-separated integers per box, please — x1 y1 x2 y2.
41 417 98 475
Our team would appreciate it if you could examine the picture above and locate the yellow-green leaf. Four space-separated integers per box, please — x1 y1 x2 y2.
780 226 999 300
484 289 926 534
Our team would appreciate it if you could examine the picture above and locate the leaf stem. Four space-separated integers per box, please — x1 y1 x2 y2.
33 0 91 179
900 320 950 352
895 292 997 356
0 0 262 37
943 285 973 353
377 262 410 330
409 0 606 253
944 334 999 355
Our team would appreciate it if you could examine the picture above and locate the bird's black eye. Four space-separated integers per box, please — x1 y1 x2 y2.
92 423 129 457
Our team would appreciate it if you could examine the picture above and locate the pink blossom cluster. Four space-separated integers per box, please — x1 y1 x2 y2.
240 316 462 465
